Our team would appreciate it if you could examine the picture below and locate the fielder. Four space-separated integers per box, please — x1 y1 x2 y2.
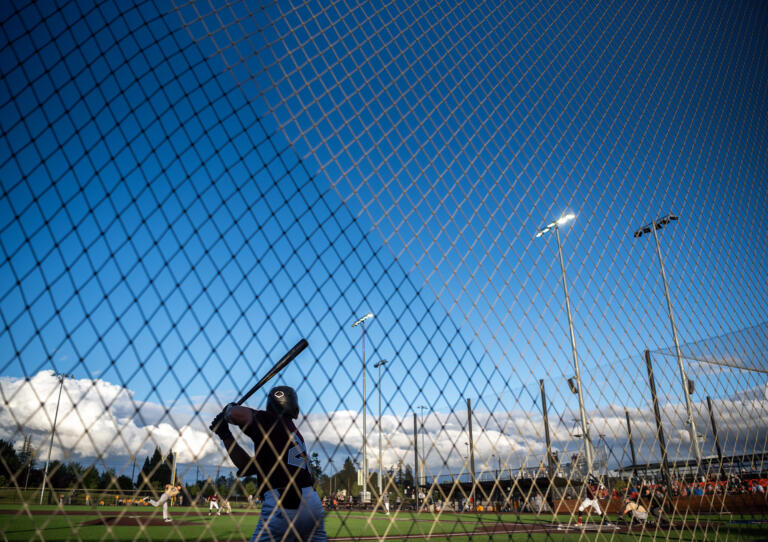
144 484 181 522
207 494 221 516
382 491 390 515
221 499 232 515
211 386 327 541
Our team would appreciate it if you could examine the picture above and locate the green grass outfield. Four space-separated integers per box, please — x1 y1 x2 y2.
0 505 765 541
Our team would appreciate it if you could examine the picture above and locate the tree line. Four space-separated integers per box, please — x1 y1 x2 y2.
1 438 420 501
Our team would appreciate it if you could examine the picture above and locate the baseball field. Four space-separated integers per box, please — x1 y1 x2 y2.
0 505 765 541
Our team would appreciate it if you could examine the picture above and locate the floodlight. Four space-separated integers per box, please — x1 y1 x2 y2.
352 312 374 327
536 214 575 238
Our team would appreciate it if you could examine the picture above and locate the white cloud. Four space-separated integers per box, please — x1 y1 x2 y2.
2 371 766 479
0 371 225 466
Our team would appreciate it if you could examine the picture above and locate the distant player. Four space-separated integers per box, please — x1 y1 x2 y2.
144 484 181 523
221 499 232 515
210 386 327 541
207 494 221 516
382 491 390 515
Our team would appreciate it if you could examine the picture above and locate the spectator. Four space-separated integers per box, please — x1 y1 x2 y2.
692 485 704 496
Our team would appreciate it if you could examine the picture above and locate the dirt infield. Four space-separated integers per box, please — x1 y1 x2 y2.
80 515 196 527
0 508 242 518
327 523 673 541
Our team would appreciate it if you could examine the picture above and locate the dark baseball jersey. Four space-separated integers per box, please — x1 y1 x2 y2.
585 485 596 500
240 409 314 494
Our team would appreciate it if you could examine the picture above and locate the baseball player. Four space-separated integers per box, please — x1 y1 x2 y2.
143 484 181 522
577 484 607 525
620 498 649 524
221 499 232 515
207 494 221 516
210 386 327 541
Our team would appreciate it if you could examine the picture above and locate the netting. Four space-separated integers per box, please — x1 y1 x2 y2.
1 0 767 540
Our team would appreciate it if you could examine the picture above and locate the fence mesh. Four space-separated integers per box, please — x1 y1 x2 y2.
1 0 767 540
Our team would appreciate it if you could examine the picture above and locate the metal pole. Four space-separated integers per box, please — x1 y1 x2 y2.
362 321 367 503
650 220 703 473
413 413 419 511
418 405 427 486
707 396 724 475
378 361 382 497
644 350 671 484
554 225 594 476
23 437 33 490
625 409 637 476
375 360 387 496
467 398 476 510
539 380 554 478
41 374 66 505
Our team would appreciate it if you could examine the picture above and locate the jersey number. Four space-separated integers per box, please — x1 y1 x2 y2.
287 434 309 470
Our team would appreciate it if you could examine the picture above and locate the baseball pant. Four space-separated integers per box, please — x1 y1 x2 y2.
210 501 220 515
148 493 170 520
578 498 602 515
251 487 327 542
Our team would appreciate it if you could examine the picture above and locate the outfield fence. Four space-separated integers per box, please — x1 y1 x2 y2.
1 0 767 540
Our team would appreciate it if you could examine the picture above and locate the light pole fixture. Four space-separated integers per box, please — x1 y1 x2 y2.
40 372 73 505
352 312 374 502
373 359 387 497
536 213 594 477
633 213 703 473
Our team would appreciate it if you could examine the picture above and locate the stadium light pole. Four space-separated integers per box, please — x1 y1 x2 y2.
633 214 703 474
374 359 387 497
352 312 374 503
535 214 594 477
418 405 427 485
40 372 73 505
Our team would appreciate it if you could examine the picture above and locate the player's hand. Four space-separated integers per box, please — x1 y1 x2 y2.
210 410 234 441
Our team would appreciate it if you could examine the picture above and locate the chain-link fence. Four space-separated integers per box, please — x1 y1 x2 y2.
2 0 767 540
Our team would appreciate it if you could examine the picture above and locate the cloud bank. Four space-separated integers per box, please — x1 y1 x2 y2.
2 371 766 479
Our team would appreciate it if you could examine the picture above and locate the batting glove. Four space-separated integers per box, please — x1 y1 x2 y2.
210 411 234 442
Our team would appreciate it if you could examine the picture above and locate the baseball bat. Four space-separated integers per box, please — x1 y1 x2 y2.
236 338 309 405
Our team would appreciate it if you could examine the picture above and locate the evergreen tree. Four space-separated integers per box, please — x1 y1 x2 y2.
139 447 168 488
309 452 323 481
116 475 133 490
138 456 151 488
99 469 117 490
0 440 20 483
403 464 414 495
153 451 171 486
338 457 359 496
81 466 100 489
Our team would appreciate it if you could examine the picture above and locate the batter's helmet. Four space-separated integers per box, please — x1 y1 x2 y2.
266 386 299 419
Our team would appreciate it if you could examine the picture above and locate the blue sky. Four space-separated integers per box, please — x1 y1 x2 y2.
1 0 767 477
